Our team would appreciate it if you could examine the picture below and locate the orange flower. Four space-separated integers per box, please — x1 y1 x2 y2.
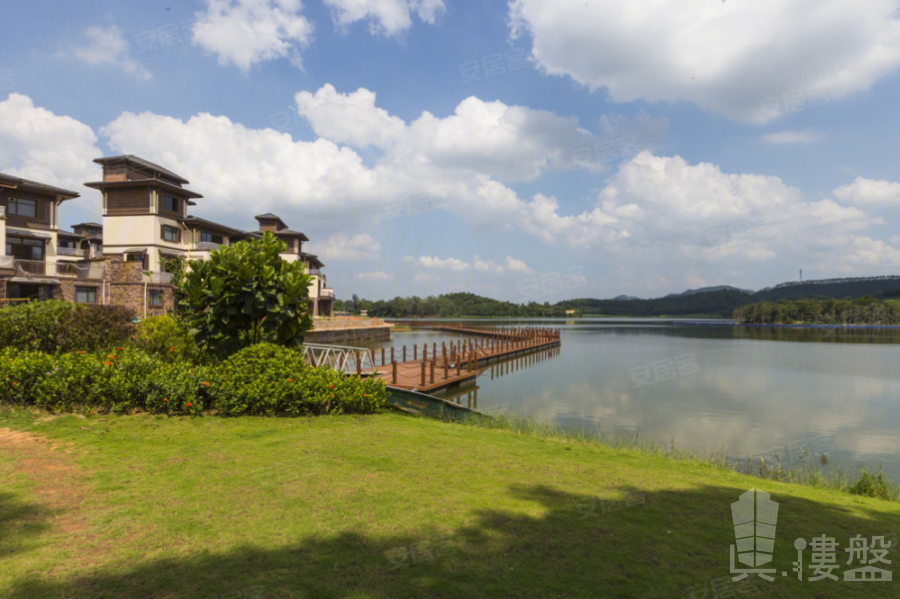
201 382 210 386
328 384 334 389
287 378 293 383
117 347 124 351
163 398 168 402
331 394 335 398
186 403 192 407
109 355 116 359
12 382 17 386
364 394 370 397
169 347 176 352
103 361 112 366
77 351 85 355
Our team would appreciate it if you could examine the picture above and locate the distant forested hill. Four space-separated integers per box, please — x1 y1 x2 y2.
754 276 900 302
342 276 900 318
556 290 752 317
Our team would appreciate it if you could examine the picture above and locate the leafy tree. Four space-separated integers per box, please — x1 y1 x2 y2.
167 232 314 358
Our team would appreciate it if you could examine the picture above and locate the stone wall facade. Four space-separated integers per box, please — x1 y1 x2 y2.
104 256 175 317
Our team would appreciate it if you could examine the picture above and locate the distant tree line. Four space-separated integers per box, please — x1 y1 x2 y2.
734 296 900 325
330 278 900 319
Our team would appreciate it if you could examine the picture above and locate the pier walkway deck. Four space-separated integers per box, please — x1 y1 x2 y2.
370 324 561 393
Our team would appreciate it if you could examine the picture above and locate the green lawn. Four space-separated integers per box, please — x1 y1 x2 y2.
1 409 898 599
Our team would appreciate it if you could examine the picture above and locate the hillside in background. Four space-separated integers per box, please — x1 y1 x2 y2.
345 276 900 318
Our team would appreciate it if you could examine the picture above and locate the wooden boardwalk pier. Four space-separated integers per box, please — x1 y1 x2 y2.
371 324 561 393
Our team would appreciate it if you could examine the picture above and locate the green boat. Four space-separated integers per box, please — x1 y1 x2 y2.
385 386 482 421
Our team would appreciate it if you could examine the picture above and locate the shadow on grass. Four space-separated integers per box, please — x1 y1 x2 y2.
7 484 900 599
0 492 53 559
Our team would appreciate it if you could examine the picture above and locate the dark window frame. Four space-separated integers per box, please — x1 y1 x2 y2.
148 289 164 306
163 196 180 213
8 197 38 218
161 225 181 243
75 286 97 304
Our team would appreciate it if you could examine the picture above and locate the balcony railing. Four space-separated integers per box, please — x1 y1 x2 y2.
57 247 83 256
321 288 335 299
192 241 221 251
144 272 174 284
13 259 105 279
0 256 14 269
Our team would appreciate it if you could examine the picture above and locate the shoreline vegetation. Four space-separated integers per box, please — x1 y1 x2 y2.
734 296 900 326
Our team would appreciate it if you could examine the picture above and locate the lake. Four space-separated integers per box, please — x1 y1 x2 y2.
371 319 900 481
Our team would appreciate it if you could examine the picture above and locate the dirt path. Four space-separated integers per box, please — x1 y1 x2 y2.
0 427 89 535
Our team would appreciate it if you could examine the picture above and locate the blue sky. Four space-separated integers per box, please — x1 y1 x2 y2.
2 0 900 301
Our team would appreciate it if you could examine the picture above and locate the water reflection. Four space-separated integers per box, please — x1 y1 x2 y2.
371 321 900 479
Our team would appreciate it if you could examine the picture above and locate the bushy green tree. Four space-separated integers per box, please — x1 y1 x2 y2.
169 232 314 358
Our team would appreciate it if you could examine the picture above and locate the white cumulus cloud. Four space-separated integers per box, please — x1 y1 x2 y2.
192 0 314 71
314 232 382 260
762 129 825 145
509 0 900 122
324 0 445 36
67 23 151 80
834 177 900 206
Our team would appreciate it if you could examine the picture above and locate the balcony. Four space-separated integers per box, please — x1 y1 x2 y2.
0 256 13 270
12 260 105 280
57 247 85 257
144 272 174 284
321 288 335 299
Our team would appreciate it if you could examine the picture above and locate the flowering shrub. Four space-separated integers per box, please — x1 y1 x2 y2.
132 316 199 363
0 344 387 417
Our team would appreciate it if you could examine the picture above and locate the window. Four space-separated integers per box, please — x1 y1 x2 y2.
6 236 44 261
148 289 164 306
75 287 97 304
8 197 37 218
163 196 180 213
201 231 224 244
161 225 181 243
126 253 147 269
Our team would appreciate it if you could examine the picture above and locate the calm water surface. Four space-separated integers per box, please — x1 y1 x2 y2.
370 319 900 480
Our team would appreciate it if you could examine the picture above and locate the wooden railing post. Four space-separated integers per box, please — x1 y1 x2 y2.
420 360 426 386
414 344 418 361
355 351 361 376
392 360 397 384
403 345 407 362
430 360 435 384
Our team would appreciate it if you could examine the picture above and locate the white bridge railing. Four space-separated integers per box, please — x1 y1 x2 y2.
301 343 378 376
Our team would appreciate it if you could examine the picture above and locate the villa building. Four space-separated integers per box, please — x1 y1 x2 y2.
0 156 334 317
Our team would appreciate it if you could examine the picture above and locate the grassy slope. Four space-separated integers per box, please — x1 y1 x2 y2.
1 409 898 599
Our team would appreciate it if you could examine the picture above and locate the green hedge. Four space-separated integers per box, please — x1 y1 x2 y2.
0 344 387 416
0 301 136 354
